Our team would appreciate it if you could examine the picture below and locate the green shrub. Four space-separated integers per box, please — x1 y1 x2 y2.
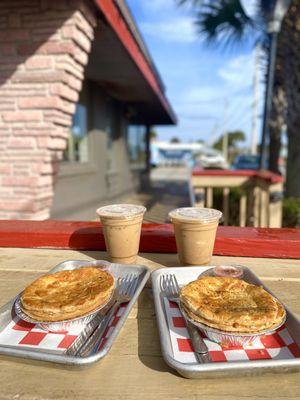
282 197 300 228
213 187 241 226
212 190 300 227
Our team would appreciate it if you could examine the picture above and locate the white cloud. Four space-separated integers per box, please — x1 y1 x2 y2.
166 50 264 144
142 0 177 12
176 52 257 113
240 0 257 18
183 86 222 103
140 17 198 43
218 52 254 89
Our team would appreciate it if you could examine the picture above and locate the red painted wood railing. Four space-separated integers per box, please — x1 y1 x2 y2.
0 220 299 259
192 168 284 183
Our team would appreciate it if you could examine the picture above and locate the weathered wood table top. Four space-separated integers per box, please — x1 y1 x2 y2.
0 247 299 400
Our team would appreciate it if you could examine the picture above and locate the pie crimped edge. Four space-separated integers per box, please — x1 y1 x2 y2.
179 276 286 333
20 267 115 322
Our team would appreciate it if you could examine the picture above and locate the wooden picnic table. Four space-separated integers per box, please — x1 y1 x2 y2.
0 245 299 400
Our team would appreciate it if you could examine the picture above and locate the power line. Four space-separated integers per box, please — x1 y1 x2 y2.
178 114 218 120
176 85 252 105
178 96 253 131
230 109 253 130
178 98 252 124
226 100 253 127
211 105 252 143
222 99 229 161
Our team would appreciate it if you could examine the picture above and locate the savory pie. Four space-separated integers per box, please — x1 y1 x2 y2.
180 276 285 333
21 267 114 322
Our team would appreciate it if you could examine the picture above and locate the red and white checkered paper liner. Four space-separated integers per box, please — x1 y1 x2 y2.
0 304 126 354
164 298 300 363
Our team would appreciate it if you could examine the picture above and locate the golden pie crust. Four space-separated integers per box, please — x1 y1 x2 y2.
180 276 285 333
21 267 114 322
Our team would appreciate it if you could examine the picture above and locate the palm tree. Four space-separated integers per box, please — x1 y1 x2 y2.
268 65 286 174
278 1 300 196
179 0 300 196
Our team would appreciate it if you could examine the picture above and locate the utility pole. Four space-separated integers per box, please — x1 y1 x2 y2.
209 121 219 147
251 44 260 155
222 99 228 162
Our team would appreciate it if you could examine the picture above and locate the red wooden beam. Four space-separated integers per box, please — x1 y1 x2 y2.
0 220 299 259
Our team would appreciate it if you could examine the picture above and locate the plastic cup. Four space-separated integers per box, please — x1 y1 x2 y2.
96 204 146 264
169 207 222 265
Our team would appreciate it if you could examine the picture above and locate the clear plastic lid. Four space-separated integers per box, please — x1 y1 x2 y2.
169 207 222 223
96 204 146 219
213 265 244 279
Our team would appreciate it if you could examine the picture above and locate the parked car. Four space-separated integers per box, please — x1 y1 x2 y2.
195 148 228 169
232 154 260 170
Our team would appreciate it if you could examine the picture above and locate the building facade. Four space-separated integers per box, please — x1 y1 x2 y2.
0 0 175 220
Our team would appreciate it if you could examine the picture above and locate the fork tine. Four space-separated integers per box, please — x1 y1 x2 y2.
169 275 177 296
172 274 181 294
126 275 137 296
122 273 136 295
116 277 123 289
117 275 129 293
161 274 179 297
165 274 170 289
167 274 179 297
167 274 173 295
159 275 164 292
163 275 168 291
126 273 134 285
164 275 169 293
160 274 167 292
122 273 133 290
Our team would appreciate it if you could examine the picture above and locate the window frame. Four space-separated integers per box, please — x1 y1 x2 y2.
126 122 147 171
60 81 97 177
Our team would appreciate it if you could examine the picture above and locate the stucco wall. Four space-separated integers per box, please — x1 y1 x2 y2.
51 84 141 220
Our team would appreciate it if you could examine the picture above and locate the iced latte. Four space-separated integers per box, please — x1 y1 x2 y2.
169 207 222 265
96 204 146 264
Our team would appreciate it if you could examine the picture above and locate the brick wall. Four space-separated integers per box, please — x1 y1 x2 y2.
0 0 96 219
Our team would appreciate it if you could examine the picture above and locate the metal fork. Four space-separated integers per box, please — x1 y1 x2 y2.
160 274 211 363
65 298 114 356
76 273 137 357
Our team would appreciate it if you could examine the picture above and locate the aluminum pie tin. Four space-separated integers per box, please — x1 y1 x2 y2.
180 303 286 347
14 263 115 332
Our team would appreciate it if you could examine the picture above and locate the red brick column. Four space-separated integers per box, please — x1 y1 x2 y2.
0 0 96 219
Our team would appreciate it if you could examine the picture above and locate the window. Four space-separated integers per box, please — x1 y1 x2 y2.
106 98 115 171
126 124 146 168
63 89 89 163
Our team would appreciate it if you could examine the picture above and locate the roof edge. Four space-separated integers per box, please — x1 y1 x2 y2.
114 0 166 93
93 0 177 124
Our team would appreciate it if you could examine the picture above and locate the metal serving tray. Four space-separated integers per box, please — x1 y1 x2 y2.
151 265 300 379
0 259 150 366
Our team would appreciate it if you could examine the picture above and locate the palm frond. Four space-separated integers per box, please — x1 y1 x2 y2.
259 0 276 20
195 0 254 45
177 0 205 6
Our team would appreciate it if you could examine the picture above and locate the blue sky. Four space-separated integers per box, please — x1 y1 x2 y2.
127 0 263 147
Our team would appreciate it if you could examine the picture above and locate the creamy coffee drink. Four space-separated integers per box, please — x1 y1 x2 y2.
96 204 146 264
169 207 222 265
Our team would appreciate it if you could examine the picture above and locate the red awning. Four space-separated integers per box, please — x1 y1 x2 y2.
91 0 176 125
